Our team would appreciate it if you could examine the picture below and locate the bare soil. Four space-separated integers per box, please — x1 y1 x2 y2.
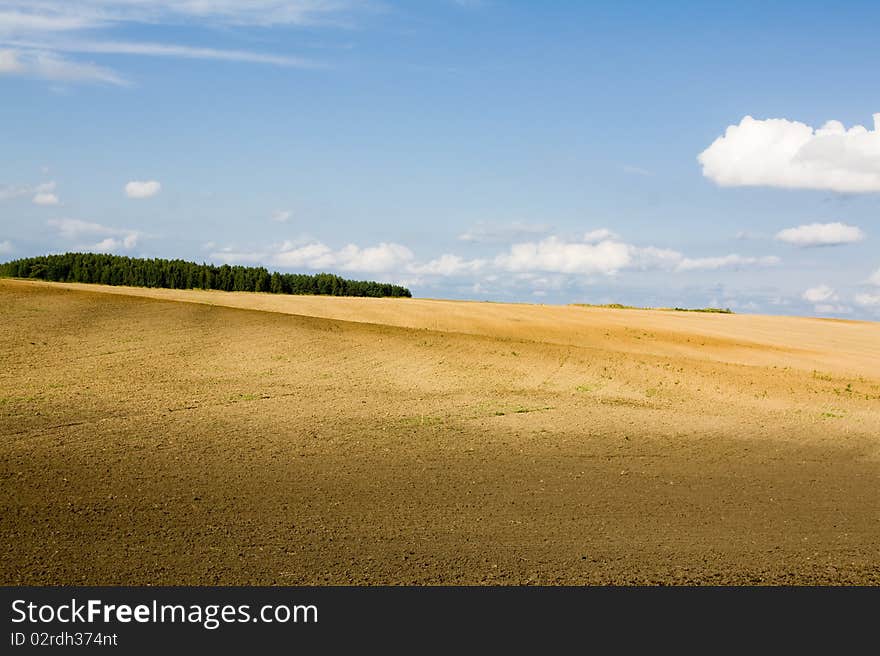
2 279 879 584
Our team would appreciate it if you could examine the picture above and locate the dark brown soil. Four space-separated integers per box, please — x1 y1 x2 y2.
2 280 879 584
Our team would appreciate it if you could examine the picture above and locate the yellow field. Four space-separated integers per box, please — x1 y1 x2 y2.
2 278 879 584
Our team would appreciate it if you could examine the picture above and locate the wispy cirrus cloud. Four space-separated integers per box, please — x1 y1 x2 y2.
675 254 780 272
0 47 128 84
0 2 362 33
3 39 317 68
0 1 360 84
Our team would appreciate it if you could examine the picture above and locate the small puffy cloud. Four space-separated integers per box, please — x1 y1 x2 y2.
124 180 161 199
814 304 852 315
775 222 865 247
0 239 12 254
675 254 780 272
90 237 130 252
699 114 880 192
854 293 880 308
32 189 59 205
1 180 57 203
869 268 880 286
271 210 291 223
802 285 837 303
583 228 618 243
48 218 140 250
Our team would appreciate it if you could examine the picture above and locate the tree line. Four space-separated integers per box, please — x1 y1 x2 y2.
0 253 412 298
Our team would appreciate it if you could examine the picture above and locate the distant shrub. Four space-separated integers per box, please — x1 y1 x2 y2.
573 302 734 314
672 307 733 314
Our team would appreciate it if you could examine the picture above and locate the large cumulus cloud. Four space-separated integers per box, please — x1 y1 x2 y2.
699 114 880 192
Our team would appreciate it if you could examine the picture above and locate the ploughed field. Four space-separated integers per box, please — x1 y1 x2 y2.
2 278 879 585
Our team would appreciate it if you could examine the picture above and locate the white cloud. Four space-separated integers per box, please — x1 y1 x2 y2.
1 179 59 203
583 228 617 243
32 192 59 205
802 285 836 303
330 243 414 273
869 268 880 286
814 304 852 315
271 210 291 223
0 47 21 71
90 237 127 252
699 114 880 192
0 48 127 85
775 222 865 247
48 218 140 250
125 180 161 199
490 236 760 276
213 241 415 274
0 2 358 33
674 254 780 272
0 239 12 254
494 237 634 275
410 254 486 276
854 293 880 308
632 245 684 270
0 183 29 200
6 39 316 68
0 2 356 84
207 234 783 288
0 184 28 200
0 10 93 35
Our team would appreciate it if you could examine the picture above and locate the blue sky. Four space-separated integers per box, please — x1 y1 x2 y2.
1 1 879 317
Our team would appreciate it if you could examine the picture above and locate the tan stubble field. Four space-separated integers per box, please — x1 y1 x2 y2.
2 278 879 584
